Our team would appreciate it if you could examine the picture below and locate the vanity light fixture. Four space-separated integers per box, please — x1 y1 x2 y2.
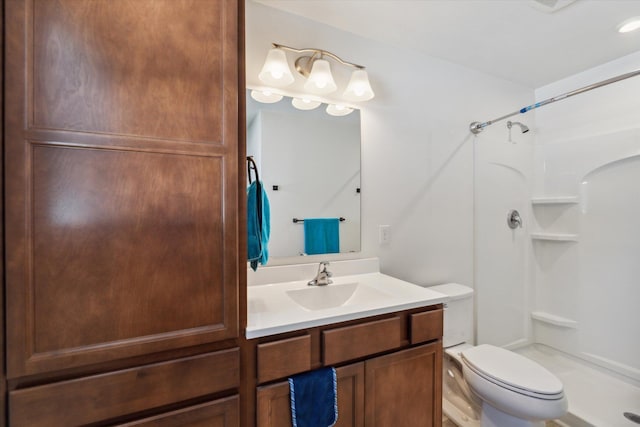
326 104 354 116
257 43 375 101
291 97 321 110
258 47 295 86
342 69 375 102
617 17 640 33
304 59 338 94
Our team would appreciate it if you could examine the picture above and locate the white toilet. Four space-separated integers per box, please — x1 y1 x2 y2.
429 283 568 427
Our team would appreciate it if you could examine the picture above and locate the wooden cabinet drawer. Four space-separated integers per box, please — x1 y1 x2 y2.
410 309 443 344
117 396 239 426
9 348 239 427
323 317 401 365
257 335 311 383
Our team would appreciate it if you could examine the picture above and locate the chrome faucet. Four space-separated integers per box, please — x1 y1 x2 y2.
308 261 333 286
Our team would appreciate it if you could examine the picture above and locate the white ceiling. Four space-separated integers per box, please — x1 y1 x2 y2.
253 0 640 88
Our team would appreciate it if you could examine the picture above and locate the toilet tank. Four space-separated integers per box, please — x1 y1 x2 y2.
428 283 474 348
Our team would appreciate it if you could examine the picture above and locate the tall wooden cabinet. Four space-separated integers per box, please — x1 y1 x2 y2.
4 0 243 425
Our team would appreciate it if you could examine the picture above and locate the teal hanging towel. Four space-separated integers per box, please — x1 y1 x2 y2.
247 157 270 271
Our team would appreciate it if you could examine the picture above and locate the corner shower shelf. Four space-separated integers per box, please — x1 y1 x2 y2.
531 196 579 205
531 232 579 242
531 311 578 329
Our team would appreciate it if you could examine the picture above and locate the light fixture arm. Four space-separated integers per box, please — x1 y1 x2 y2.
272 43 365 70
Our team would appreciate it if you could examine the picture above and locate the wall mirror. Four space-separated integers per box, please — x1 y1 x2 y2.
246 91 361 259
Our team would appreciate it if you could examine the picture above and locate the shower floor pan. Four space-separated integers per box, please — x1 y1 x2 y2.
516 344 640 427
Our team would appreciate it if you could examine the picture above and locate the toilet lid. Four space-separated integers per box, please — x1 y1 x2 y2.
461 345 563 397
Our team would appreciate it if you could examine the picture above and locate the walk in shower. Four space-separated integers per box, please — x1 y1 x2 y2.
473 53 640 427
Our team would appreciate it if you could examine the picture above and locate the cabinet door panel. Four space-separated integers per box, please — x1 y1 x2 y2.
256 363 364 427
5 0 239 377
32 0 225 142
365 343 442 427
334 363 365 427
31 147 225 353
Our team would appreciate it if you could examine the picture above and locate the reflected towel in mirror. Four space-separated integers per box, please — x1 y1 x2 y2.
304 218 340 255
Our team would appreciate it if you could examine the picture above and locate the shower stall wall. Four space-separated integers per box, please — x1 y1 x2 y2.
531 51 640 386
475 50 640 426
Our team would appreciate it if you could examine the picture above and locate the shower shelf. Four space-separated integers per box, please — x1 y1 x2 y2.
531 196 579 205
531 311 578 329
531 232 579 242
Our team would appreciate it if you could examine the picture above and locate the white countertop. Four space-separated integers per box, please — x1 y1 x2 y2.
246 271 448 339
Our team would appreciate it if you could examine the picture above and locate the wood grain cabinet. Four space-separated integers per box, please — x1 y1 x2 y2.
365 343 442 426
4 0 243 425
248 307 443 427
116 397 240 427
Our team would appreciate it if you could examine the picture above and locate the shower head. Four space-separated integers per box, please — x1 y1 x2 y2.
507 121 529 133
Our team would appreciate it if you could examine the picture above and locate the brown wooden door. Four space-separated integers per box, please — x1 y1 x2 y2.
256 363 365 427
364 343 442 427
5 0 240 378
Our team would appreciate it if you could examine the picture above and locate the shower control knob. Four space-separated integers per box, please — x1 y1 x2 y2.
507 209 523 229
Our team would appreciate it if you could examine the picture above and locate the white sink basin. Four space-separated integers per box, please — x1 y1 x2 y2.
286 282 390 311
246 271 449 339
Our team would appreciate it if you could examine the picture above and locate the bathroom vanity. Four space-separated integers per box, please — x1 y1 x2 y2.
244 260 447 427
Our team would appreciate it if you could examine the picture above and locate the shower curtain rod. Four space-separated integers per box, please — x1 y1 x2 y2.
469 68 640 134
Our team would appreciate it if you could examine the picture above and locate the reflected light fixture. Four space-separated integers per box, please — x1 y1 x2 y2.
250 89 283 104
326 104 354 116
257 43 375 101
291 97 321 110
618 17 640 33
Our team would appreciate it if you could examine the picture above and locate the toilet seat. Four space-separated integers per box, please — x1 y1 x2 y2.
461 345 564 400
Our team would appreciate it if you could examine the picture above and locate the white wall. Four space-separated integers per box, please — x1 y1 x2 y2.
246 0 535 345
531 51 640 383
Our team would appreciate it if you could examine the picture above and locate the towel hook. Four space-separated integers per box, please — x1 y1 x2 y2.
247 156 260 184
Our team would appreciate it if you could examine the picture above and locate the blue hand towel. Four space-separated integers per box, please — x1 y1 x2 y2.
289 367 338 427
247 180 270 271
304 218 340 255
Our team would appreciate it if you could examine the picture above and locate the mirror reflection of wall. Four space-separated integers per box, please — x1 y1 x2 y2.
247 91 361 258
